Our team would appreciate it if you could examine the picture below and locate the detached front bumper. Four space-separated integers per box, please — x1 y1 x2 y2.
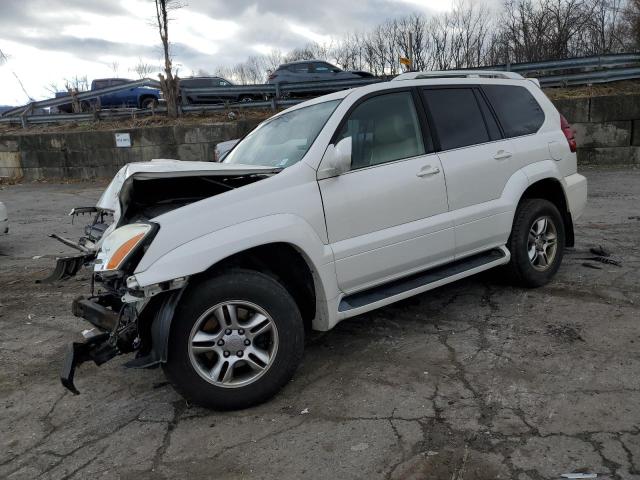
59 297 121 394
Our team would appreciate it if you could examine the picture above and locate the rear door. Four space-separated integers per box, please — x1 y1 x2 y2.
421 86 516 257
481 84 546 173
319 89 453 293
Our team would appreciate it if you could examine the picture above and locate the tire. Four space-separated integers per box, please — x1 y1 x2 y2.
141 97 158 109
163 268 305 410
503 198 565 287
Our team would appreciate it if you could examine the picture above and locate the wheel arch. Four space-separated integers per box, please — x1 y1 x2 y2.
195 242 319 330
138 94 158 108
518 177 574 247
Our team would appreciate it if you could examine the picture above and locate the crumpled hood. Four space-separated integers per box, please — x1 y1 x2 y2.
96 159 280 216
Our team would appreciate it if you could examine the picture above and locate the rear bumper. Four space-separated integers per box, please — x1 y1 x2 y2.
564 173 588 221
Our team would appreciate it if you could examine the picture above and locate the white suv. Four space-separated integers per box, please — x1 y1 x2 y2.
58 71 587 409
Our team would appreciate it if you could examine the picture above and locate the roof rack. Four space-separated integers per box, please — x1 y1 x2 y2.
392 70 526 81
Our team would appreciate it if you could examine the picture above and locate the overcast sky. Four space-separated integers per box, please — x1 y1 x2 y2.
0 0 461 106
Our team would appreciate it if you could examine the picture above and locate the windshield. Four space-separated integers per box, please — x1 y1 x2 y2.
223 99 340 167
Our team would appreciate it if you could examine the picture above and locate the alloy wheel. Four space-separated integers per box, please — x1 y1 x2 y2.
188 301 279 388
527 216 558 271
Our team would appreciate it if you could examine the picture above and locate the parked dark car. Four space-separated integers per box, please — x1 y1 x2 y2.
267 60 374 84
179 77 259 104
57 78 162 113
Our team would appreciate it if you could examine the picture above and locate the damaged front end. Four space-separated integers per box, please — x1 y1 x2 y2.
54 160 280 394
60 275 187 394
58 219 186 394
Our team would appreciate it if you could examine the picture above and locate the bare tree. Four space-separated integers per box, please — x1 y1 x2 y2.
210 0 636 80
154 0 184 118
110 60 120 76
0 48 7 66
64 75 90 91
132 58 157 78
627 0 640 46
44 82 61 96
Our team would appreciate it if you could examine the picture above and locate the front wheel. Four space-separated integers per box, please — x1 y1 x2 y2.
504 198 565 287
163 269 304 410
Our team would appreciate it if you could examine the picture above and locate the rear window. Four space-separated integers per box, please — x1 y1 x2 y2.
288 63 310 73
422 88 490 151
184 79 219 88
482 85 544 137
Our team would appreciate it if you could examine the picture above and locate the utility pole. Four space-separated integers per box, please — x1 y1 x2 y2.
400 32 413 72
408 32 413 71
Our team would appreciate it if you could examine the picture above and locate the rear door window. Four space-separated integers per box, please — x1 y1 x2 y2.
290 63 311 73
475 91 502 141
482 85 545 138
422 88 491 151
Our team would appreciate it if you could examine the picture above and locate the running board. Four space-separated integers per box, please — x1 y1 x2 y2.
338 247 509 317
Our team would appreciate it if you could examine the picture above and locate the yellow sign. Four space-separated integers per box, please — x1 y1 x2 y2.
399 57 411 66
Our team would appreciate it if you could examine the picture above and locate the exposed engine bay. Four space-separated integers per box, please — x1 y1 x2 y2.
49 160 281 394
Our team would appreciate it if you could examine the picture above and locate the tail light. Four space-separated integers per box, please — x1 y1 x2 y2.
560 114 577 153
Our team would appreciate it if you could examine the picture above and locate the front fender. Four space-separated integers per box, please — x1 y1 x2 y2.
133 213 335 287
132 213 340 332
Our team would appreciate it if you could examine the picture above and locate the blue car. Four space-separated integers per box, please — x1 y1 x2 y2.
57 78 162 113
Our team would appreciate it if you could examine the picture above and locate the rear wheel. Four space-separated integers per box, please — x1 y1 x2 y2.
163 269 304 410
504 198 565 287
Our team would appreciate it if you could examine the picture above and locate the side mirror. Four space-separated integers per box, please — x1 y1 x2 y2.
318 137 352 180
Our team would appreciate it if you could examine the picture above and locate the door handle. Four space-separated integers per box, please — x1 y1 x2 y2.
494 150 512 161
416 165 441 177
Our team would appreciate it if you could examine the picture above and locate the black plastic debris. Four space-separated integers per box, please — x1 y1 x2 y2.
589 245 611 257
587 256 622 267
582 262 602 270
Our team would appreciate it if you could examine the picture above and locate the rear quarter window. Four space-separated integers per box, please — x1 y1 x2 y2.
482 85 545 138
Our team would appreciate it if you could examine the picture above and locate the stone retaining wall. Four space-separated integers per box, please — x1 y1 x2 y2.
0 120 260 180
553 95 640 166
0 94 638 180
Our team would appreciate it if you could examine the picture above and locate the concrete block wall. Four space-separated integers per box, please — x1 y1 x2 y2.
1 94 639 180
0 119 260 180
552 95 640 166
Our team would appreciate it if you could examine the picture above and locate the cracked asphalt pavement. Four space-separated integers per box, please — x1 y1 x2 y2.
1 167 639 479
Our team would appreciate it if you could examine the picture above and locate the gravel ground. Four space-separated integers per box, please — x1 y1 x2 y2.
0 168 639 480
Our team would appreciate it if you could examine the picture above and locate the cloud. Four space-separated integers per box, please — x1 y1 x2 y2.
0 0 453 104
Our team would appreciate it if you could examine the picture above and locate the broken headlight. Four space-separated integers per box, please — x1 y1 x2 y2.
94 223 157 273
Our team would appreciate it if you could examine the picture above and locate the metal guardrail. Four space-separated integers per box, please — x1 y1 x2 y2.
539 66 640 86
2 52 639 126
482 52 640 74
179 77 380 99
0 99 307 124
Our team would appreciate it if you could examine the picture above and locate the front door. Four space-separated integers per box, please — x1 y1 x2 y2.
319 90 454 293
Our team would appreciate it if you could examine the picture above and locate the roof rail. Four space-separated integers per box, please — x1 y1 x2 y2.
392 70 526 81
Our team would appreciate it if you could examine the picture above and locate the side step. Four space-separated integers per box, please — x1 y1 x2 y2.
338 247 509 315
